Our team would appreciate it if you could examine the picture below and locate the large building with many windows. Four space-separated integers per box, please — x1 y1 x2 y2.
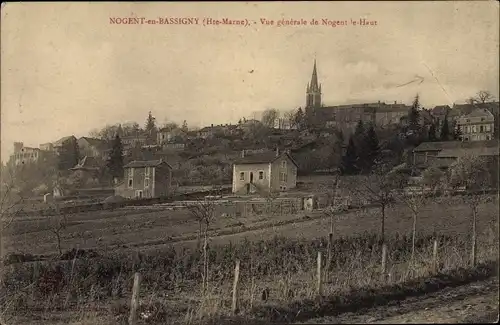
456 108 495 141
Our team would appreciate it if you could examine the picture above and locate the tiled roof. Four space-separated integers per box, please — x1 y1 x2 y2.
437 146 499 158
124 159 172 168
414 140 499 152
79 137 108 149
463 108 494 118
53 136 75 146
234 151 299 168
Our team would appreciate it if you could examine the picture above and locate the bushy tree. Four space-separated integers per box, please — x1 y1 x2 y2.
427 123 437 141
58 137 79 171
364 125 380 171
294 107 305 130
106 135 124 181
144 111 157 144
440 116 450 141
408 94 421 130
340 136 359 175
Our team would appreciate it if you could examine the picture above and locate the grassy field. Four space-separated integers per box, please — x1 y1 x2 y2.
1 187 498 324
3 193 498 257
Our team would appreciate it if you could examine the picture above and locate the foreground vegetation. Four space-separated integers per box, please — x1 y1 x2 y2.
1 224 498 324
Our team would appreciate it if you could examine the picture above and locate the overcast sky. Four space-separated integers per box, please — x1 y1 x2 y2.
1 1 499 161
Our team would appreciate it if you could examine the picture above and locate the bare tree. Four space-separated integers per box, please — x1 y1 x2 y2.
396 183 427 271
261 109 279 128
49 206 69 256
321 174 342 269
185 196 216 295
348 163 406 244
476 90 495 104
284 109 296 129
447 154 492 266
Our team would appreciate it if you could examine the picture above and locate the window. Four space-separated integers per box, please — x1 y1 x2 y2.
145 167 151 177
281 160 287 168
240 172 245 181
259 171 264 180
280 172 287 182
480 125 484 133
487 136 490 140
128 168 134 188
486 124 491 132
135 190 143 198
481 118 485 121
128 179 133 187
144 178 149 188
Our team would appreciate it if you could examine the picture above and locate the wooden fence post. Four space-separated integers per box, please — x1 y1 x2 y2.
128 272 141 325
232 260 240 315
327 233 333 270
432 238 439 273
317 252 322 296
381 243 387 283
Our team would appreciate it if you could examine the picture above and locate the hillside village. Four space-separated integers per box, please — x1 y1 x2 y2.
2 61 499 205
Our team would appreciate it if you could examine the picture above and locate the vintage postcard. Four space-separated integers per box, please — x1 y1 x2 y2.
1 1 499 324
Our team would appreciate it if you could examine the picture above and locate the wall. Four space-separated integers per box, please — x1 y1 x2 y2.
270 155 297 192
232 163 270 193
153 164 172 197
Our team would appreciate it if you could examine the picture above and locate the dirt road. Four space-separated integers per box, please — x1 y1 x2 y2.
299 277 499 324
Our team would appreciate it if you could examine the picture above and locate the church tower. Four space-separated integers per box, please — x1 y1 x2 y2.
306 59 322 109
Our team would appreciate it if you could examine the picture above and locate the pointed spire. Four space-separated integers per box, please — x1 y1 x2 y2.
310 59 319 91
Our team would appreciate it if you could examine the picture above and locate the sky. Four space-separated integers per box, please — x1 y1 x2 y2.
1 1 499 161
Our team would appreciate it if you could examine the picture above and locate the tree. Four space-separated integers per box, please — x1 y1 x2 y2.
408 94 421 130
440 116 450 141
340 136 359 175
106 135 124 182
181 120 188 132
122 122 141 137
427 123 437 141
453 124 462 140
91 124 121 140
421 166 445 194
349 163 406 244
448 154 492 266
144 111 157 144
261 109 279 128
185 198 216 295
284 110 296 129
396 182 427 271
294 107 305 130
476 90 494 104
49 207 69 256
58 137 79 172
364 125 380 172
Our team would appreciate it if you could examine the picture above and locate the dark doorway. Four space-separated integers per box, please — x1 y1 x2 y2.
250 172 254 183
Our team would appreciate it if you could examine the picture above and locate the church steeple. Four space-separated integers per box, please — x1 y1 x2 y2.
306 59 322 109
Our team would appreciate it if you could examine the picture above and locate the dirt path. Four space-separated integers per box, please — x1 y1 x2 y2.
299 277 499 324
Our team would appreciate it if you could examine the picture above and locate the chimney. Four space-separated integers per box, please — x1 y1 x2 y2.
241 150 245 158
394 101 397 104
211 124 214 127
275 147 279 157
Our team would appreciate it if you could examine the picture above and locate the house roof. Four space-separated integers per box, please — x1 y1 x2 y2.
234 151 299 168
462 108 494 118
124 159 172 169
437 146 499 158
53 135 75 146
414 140 499 152
78 137 107 149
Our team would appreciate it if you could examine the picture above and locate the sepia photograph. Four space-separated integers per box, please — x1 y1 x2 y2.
1 1 499 324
